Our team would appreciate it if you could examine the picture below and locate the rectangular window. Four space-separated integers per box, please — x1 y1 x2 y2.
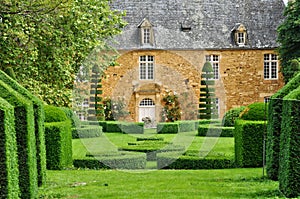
264 54 278 79
143 28 150 44
215 97 220 117
205 55 220 80
139 55 154 80
237 32 245 45
264 97 270 103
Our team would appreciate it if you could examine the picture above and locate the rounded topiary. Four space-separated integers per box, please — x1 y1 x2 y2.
44 105 68 123
239 102 268 121
222 106 246 126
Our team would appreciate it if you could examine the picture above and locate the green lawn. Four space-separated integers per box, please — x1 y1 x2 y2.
73 131 234 160
38 168 284 199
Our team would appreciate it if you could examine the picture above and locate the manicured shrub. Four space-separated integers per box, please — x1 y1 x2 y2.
0 98 20 199
222 106 246 127
59 107 81 129
198 124 234 137
0 70 46 186
73 125 103 139
157 122 179 134
267 72 300 181
157 153 234 169
198 119 222 125
45 121 73 170
0 80 38 199
73 152 147 169
234 120 265 168
177 120 197 132
120 122 144 134
105 121 122 132
44 105 68 123
239 102 267 121
278 88 300 198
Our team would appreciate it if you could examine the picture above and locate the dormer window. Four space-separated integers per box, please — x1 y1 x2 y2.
138 18 154 46
232 23 247 47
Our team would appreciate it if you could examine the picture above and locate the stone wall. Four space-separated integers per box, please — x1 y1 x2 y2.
99 49 284 121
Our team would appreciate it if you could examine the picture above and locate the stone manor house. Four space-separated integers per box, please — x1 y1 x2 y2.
83 0 286 122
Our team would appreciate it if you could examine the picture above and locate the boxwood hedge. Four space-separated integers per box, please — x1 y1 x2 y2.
267 72 300 180
0 80 38 199
157 122 179 134
73 125 103 139
157 152 234 169
73 152 147 169
198 124 234 137
0 98 20 199
234 120 265 168
45 121 73 170
0 70 46 186
278 88 300 198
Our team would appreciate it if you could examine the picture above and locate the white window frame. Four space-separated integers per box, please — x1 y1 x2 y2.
264 54 278 80
205 55 220 80
139 98 155 107
139 55 154 80
143 28 151 44
237 32 246 46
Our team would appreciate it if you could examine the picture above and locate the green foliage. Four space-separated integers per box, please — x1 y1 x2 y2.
177 120 198 132
0 0 126 106
72 125 102 139
198 124 234 137
3 67 17 80
222 106 246 127
157 153 234 169
157 122 179 134
161 90 181 122
266 72 300 181
0 80 38 199
239 102 267 121
234 120 265 168
0 98 20 199
59 107 81 129
277 0 300 83
103 121 144 134
0 70 47 187
199 62 218 119
73 152 147 169
278 88 300 198
102 98 129 121
44 105 68 123
45 121 73 170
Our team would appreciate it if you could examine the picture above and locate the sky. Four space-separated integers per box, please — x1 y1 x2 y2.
283 0 288 5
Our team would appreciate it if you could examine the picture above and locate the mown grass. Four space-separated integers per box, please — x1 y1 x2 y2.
38 168 285 199
73 130 234 160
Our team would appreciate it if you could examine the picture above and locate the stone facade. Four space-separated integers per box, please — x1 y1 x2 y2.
85 0 286 122
100 48 284 121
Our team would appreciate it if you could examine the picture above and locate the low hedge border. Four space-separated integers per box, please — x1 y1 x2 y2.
73 152 147 169
72 125 103 139
157 153 234 169
98 121 144 134
198 124 234 137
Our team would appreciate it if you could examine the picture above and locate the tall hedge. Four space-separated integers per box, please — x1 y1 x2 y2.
0 70 46 186
267 72 300 180
0 80 38 199
0 98 20 199
45 121 73 170
278 88 300 198
234 120 265 168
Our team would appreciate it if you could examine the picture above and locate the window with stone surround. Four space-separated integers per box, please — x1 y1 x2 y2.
264 54 278 80
139 55 154 80
232 23 247 47
205 55 220 80
138 18 154 46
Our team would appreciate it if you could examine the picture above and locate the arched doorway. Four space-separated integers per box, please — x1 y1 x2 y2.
138 98 155 122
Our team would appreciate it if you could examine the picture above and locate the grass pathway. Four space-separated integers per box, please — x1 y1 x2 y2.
38 168 283 199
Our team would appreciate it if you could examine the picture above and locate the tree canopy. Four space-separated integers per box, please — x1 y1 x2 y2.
0 0 126 106
277 0 300 83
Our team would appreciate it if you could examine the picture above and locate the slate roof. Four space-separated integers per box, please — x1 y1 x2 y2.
110 0 285 50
